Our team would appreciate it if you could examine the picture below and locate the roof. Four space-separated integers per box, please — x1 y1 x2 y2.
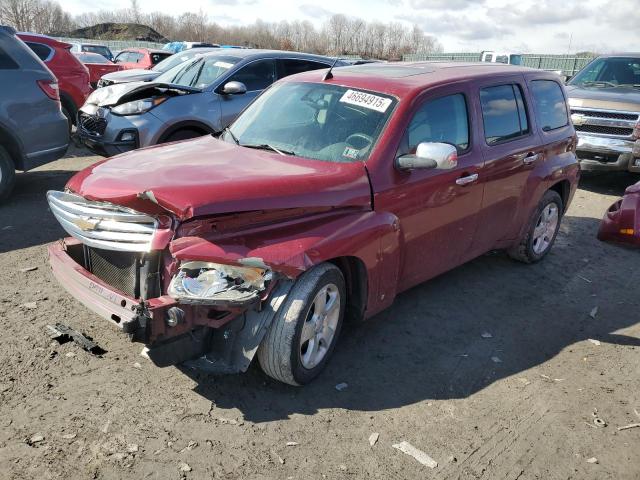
596 53 640 58
196 48 337 63
286 61 545 98
16 32 70 48
121 47 169 54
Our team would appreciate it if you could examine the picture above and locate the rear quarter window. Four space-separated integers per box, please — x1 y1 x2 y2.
25 42 53 62
0 46 18 69
530 80 569 131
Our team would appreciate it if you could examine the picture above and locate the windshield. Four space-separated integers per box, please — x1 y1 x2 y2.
154 55 240 89
77 53 111 64
152 48 217 72
82 45 112 59
569 57 640 88
223 82 397 163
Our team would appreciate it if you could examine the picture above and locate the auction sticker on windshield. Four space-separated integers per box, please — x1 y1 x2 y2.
340 89 392 113
214 61 234 69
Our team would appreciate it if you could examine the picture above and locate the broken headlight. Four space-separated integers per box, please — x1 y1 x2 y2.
168 261 271 305
112 97 167 116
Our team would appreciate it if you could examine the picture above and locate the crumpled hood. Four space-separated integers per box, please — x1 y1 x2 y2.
566 85 640 112
102 68 161 84
66 136 372 220
84 81 197 107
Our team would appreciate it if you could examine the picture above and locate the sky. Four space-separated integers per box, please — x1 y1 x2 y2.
61 0 640 54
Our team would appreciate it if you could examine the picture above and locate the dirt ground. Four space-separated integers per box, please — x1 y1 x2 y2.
0 145 639 480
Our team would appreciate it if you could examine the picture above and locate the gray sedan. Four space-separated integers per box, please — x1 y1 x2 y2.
77 50 343 157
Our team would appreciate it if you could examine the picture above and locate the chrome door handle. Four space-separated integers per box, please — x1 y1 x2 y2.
456 173 479 186
523 153 540 165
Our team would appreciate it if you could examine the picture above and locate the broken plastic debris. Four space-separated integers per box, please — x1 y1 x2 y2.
335 382 348 391
286 442 298 447
588 339 601 346
21 302 37 310
19 266 38 273
28 434 44 444
480 332 493 338
589 307 598 319
586 457 598 464
392 441 437 468
593 417 607 428
617 423 640 431
46 323 106 355
491 356 502 363
179 462 192 472
369 432 379 446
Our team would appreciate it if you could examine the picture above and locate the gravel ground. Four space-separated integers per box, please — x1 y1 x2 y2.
0 146 639 480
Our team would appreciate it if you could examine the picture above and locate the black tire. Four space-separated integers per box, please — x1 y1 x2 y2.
61 106 73 133
0 145 16 202
508 190 563 264
162 129 205 143
257 263 346 386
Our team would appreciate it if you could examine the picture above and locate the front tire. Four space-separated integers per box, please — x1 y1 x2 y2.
508 190 563 263
257 263 346 386
0 146 16 202
162 129 205 143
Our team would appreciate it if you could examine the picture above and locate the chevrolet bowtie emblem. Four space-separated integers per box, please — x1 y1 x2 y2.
571 113 587 126
73 217 99 231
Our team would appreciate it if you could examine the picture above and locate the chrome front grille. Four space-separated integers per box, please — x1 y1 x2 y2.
570 107 639 139
47 191 158 252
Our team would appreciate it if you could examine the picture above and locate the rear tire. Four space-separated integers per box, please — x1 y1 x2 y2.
0 146 16 202
508 190 563 263
61 106 73 133
258 263 346 386
162 129 205 143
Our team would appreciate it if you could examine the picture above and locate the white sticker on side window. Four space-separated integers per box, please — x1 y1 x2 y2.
339 89 392 113
214 61 234 69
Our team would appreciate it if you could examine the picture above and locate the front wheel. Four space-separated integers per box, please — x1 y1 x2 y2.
257 263 346 386
508 190 563 263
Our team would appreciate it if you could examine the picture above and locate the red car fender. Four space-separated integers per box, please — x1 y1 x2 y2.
598 182 640 247
169 210 402 318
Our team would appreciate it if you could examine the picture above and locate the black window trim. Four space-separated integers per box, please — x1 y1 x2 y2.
400 90 473 158
276 58 332 80
25 41 55 63
480 82 532 147
530 79 570 133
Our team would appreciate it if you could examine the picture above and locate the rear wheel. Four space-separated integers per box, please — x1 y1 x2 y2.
258 263 346 386
0 146 16 202
162 129 205 143
508 190 563 263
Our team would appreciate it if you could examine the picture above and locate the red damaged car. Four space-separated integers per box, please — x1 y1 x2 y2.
74 52 123 88
46 63 579 385
598 181 640 246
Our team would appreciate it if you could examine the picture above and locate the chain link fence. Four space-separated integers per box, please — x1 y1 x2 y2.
53 37 165 51
403 52 596 77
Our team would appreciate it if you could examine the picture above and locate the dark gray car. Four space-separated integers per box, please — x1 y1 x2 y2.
77 49 344 157
0 26 69 200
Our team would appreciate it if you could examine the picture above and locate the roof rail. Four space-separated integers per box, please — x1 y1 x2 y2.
0 25 17 35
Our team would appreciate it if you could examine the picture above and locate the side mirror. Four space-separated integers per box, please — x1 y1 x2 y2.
221 81 247 95
396 142 458 171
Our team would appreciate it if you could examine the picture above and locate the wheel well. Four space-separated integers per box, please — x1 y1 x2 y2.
0 126 22 170
59 93 77 125
328 256 368 323
159 123 211 143
549 180 570 213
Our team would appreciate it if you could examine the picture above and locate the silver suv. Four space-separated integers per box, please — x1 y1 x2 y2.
77 49 344 157
0 26 69 200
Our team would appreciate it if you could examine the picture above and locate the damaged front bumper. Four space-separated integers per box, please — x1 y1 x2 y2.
48 238 290 370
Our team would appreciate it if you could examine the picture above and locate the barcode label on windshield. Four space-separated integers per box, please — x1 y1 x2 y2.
340 89 392 113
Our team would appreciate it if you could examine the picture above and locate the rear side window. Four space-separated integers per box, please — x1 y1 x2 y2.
278 59 329 79
25 42 53 62
407 93 469 152
130 52 144 63
0 46 18 69
115 52 130 63
480 84 529 145
228 59 275 91
530 80 569 131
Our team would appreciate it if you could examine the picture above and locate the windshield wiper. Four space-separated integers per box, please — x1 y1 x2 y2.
240 143 295 156
618 84 640 89
221 126 239 145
